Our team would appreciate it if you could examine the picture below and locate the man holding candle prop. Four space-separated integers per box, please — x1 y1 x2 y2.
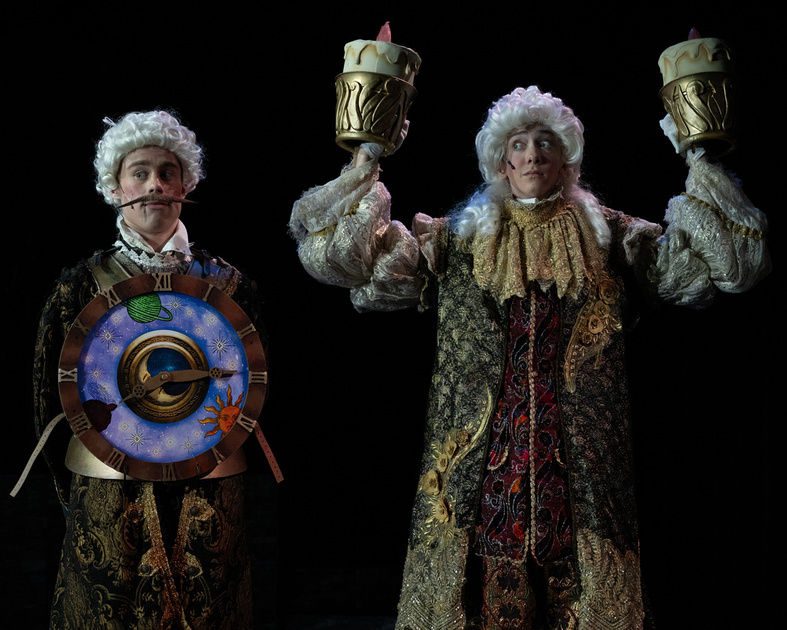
290 30 769 630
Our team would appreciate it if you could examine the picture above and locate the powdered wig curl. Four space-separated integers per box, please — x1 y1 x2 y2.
94 111 204 206
476 86 584 187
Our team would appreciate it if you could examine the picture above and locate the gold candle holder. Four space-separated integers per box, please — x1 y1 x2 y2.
335 38 421 155
658 35 736 157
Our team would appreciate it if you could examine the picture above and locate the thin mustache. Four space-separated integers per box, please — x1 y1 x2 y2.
117 194 196 209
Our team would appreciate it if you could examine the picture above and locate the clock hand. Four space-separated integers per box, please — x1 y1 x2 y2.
117 368 236 403
158 367 237 383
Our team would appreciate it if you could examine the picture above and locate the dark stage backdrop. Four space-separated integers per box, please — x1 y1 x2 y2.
4 6 781 629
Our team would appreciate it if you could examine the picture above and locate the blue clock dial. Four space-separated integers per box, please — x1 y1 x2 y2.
58 274 267 481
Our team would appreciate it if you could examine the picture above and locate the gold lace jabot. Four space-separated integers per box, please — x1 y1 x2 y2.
467 195 607 302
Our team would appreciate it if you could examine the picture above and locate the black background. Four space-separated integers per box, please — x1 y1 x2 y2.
3 4 782 628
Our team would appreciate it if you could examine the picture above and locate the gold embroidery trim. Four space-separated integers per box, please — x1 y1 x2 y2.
527 291 538 558
139 484 193 630
564 276 622 394
681 192 766 240
575 528 645 629
503 194 572 229
417 387 494 545
307 224 335 238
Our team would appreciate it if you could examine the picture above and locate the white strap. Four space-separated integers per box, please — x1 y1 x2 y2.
10 413 65 497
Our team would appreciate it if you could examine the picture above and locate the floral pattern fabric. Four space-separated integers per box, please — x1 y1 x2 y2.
476 289 572 566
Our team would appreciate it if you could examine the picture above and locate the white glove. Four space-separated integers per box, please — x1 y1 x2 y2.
660 114 705 160
360 141 385 160
361 119 410 158
660 114 680 153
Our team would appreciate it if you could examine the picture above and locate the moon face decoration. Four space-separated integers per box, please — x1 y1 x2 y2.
118 330 212 425
58 273 267 481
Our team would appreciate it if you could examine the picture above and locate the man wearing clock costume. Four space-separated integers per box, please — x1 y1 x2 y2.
289 84 770 629
34 111 264 628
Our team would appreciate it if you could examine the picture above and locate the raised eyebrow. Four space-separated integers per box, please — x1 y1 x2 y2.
125 159 181 171
534 129 558 140
508 129 557 142
125 160 150 170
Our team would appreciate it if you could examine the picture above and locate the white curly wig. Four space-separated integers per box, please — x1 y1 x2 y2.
455 86 609 246
94 111 204 206
476 86 584 186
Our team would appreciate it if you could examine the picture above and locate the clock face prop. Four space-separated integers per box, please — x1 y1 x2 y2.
58 273 267 481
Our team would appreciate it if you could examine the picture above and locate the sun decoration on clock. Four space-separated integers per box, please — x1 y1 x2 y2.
58 273 268 481
199 385 244 437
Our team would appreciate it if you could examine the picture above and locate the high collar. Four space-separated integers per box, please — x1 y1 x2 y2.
115 215 192 255
113 215 193 272
502 190 571 230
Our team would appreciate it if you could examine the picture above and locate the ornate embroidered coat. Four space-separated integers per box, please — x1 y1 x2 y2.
34 243 262 630
289 156 769 630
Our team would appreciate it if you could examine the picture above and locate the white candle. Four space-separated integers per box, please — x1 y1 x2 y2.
658 32 732 86
342 23 421 84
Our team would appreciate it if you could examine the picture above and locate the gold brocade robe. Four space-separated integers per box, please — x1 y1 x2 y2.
289 156 770 630
396 203 647 630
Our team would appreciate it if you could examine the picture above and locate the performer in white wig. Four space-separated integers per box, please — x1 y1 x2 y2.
290 84 769 629
457 86 608 244
94 110 204 207
34 110 264 629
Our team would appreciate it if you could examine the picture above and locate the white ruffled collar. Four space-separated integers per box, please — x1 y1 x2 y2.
115 215 192 255
113 215 193 272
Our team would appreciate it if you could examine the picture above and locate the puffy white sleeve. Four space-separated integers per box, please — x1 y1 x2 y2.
623 155 770 308
289 159 442 312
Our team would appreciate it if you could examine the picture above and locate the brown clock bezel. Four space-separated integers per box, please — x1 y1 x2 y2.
58 273 267 481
